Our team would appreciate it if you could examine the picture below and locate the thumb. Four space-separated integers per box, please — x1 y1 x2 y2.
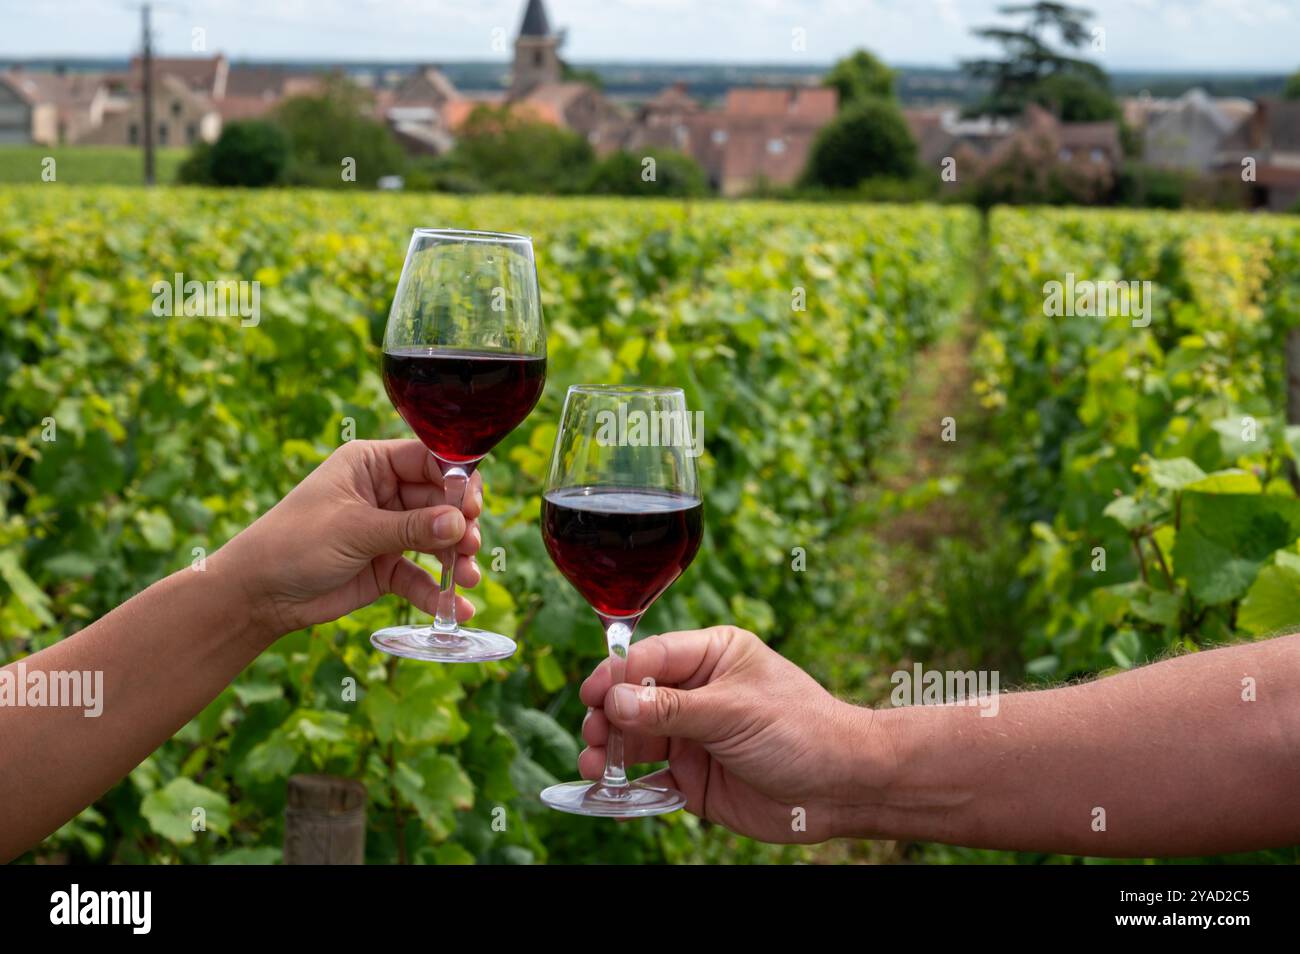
361 505 465 556
604 682 730 741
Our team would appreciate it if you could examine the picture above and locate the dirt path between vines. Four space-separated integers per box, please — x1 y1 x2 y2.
805 316 985 865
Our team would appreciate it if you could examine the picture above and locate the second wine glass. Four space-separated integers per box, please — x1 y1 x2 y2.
372 228 546 664
540 385 703 817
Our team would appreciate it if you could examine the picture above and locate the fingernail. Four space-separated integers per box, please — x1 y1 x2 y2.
434 510 463 539
612 684 640 720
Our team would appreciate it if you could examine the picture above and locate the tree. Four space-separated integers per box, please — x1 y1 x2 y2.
825 49 896 108
584 149 708 197
802 98 918 189
1030 71 1118 121
443 105 594 194
1284 68 1300 100
204 121 289 187
964 2 1113 117
273 75 407 187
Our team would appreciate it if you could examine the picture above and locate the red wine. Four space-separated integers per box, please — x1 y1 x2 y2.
383 348 546 463
542 487 703 620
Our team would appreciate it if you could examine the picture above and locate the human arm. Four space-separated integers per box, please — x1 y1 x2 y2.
579 626 1300 855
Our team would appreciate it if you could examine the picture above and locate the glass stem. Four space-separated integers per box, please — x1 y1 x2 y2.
433 463 469 634
601 618 636 790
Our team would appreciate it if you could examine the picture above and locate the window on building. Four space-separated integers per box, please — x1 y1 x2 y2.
128 122 139 145
186 123 198 143
711 128 728 145
534 50 543 67
1059 147 1073 161
158 122 168 145
766 138 786 155
1090 148 1104 163
171 100 182 118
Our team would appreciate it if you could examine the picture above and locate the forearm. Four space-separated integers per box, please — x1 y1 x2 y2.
0 555 273 861
840 635 1300 856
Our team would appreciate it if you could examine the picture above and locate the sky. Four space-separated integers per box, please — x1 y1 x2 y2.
1 0 1297 71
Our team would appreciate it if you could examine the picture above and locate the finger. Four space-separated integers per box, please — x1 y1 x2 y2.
602 682 737 742
454 554 481 589
386 556 477 621
360 504 465 557
395 481 483 525
464 471 483 520
455 519 481 557
579 627 737 706
374 440 445 486
580 709 669 762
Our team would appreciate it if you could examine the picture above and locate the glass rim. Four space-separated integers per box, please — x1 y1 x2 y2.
412 227 532 244
567 384 685 397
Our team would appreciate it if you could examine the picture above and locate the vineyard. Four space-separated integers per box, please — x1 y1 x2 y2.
1 186 1297 864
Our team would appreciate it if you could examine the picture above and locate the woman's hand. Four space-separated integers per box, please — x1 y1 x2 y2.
216 439 483 645
578 626 890 843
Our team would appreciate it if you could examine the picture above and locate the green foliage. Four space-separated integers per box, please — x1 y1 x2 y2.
824 49 896 107
1029 71 1119 122
803 98 918 189
583 149 708 197
964 1 1111 117
0 187 977 864
206 121 290 187
440 106 595 194
1284 69 1300 100
272 78 407 187
0 146 187 185
974 207 1300 683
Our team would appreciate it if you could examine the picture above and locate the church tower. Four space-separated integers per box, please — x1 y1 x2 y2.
510 0 562 97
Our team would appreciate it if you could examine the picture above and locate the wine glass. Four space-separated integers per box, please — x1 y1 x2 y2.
539 385 703 816
371 228 546 663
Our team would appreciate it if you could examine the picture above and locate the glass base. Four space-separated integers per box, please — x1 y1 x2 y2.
540 779 687 818
370 624 516 663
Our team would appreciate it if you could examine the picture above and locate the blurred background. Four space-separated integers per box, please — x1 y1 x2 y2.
1 2 1298 867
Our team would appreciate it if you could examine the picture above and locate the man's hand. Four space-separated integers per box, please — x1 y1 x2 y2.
578 626 890 843
216 439 483 644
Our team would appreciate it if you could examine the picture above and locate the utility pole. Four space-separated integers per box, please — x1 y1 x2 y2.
140 2 155 185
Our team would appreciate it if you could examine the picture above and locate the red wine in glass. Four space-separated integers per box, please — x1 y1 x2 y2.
383 347 547 463
539 384 701 818
542 487 703 621
371 227 546 665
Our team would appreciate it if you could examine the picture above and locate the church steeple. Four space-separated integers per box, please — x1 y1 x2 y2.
510 0 562 98
518 0 551 38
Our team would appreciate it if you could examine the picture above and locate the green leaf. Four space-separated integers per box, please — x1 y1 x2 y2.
42 552 98 578
1103 494 1163 531
140 777 230 845
1148 457 1206 491
1172 492 1300 604
1239 551 1300 636
0 550 54 625
135 510 176 551
1185 469 1262 494
533 650 566 694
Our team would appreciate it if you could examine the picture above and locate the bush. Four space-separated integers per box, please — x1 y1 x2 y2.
442 106 595 194
802 97 918 189
274 77 407 187
206 121 289 187
583 149 708 197
176 141 213 184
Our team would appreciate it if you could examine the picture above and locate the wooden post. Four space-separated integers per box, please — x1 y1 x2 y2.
284 774 367 865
